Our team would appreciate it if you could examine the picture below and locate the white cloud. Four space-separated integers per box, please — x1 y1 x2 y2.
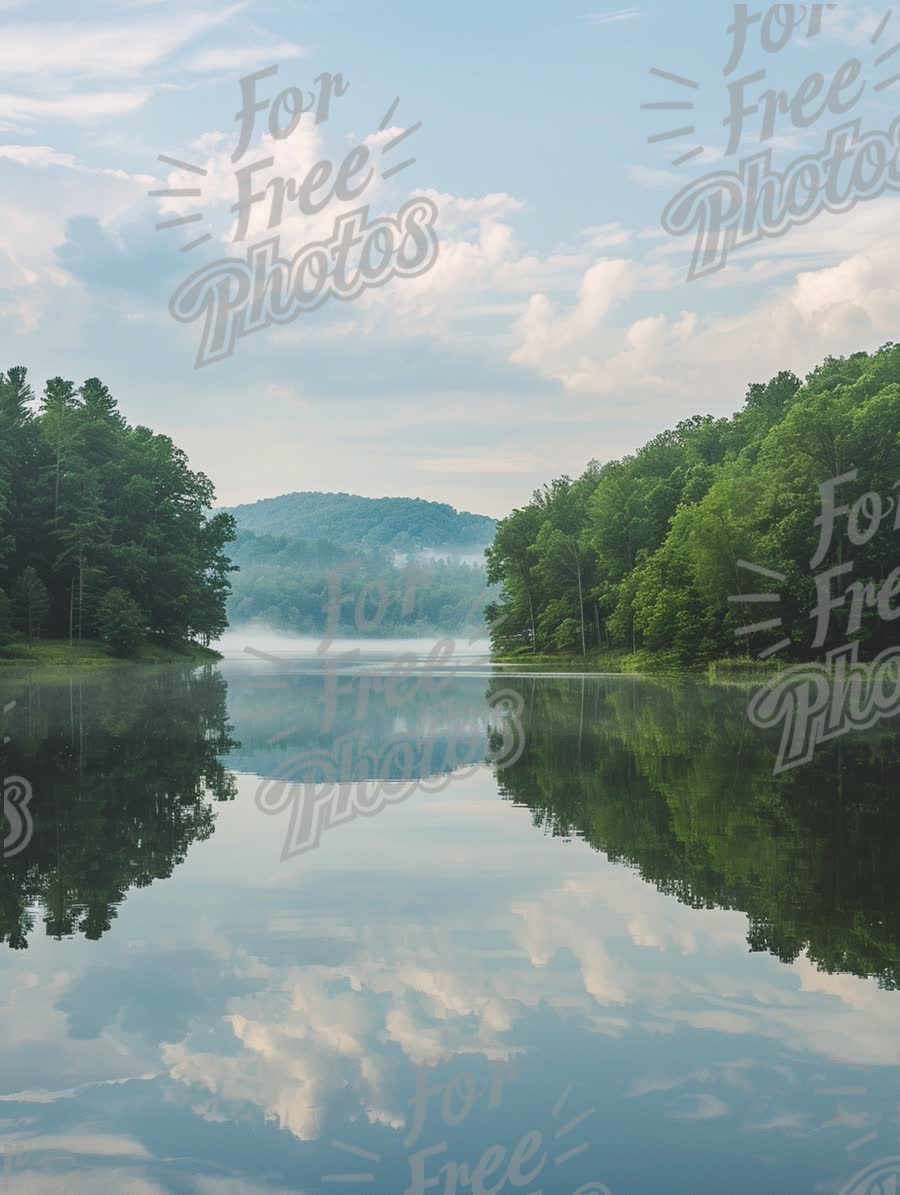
667 1093 730 1120
10 1134 151 1159
626 163 683 188
0 147 151 329
0 1075 158 1104
0 7 246 77
819 4 893 47
186 42 306 72
0 1170 166 1195
583 8 641 25
510 258 639 377
0 90 151 129
583 222 631 250
508 199 900 411
0 144 153 183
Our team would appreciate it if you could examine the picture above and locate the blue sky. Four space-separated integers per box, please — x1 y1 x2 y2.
1 0 898 515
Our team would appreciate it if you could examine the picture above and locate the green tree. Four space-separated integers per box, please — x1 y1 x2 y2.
484 344 900 664
95 588 146 657
13 566 49 640
485 505 543 651
531 471 599 657
0 368 237 651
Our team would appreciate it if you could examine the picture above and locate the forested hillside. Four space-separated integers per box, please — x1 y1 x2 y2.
226 528 493 637
225 490 498 637
0 368 236 656
486 344 900 663
226 491 496 551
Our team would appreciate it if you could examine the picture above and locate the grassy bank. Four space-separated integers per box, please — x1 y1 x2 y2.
492 646 785 680
0 637 222 670
491 646 677 674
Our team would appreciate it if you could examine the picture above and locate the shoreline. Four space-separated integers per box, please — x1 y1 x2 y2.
489 648 788 681
0 638 222 671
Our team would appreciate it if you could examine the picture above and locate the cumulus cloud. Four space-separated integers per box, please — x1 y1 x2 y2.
0 149 154 330
508 199 900 415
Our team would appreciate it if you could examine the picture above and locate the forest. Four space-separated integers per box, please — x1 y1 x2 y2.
0 367 236 656
486 344 900 664
224 490 498 637
226 491 496 552
227 527 493 637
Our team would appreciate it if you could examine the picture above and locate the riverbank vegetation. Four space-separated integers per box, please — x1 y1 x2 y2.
486 344 900 666
0 638 221 670
0 367 236 659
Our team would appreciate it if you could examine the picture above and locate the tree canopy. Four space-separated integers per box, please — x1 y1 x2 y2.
225 491 496 552
486 345 900 663
0 368 236 651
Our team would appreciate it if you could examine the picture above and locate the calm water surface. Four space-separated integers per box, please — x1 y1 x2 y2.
0 641 897 1194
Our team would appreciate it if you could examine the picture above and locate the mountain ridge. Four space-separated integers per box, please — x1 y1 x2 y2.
224 490 497 552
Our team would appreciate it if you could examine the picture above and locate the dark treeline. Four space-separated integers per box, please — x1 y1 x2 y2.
486 344 900 663
0 368 236 655
488 676 900 988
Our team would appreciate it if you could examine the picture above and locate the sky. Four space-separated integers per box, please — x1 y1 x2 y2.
2 0 899 517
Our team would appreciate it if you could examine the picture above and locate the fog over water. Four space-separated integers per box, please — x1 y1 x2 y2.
215 624 492 661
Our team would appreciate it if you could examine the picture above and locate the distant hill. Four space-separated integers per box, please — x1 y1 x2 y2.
225 491 497 551
222 491 498 637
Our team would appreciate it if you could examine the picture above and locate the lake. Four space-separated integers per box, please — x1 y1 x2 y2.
0 639 897 1195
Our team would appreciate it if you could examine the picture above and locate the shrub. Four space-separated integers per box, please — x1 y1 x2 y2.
96 588 146 657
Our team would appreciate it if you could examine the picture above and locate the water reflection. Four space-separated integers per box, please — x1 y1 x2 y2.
0 665 236 947
2 660 898 986
489 675 900 988
0 657 896 1195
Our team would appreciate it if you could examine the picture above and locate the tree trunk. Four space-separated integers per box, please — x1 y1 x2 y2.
54 419 62 524
575 557 586 657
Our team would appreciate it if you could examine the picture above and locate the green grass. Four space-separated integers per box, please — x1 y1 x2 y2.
491 646 786 678
0 637 221 670
706 656 784 682
491 647 875 682
492 647 646 673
